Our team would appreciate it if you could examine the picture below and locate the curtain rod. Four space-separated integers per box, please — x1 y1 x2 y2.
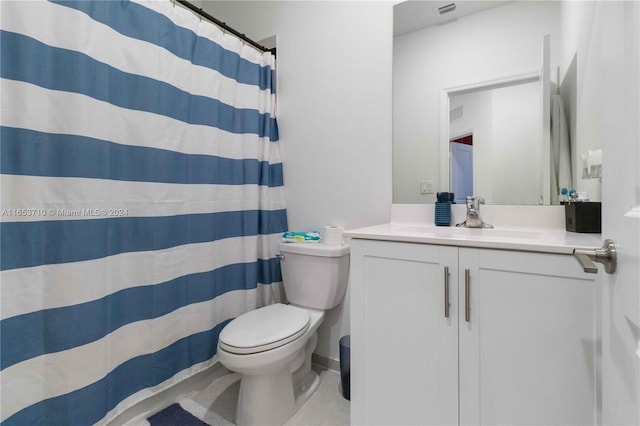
175 0 276 57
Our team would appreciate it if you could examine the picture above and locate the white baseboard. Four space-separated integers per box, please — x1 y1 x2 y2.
312 353 340 372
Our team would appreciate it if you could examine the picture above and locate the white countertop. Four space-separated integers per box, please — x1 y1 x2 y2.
344 204 603 255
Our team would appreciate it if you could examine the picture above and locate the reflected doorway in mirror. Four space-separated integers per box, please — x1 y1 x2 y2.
450 134 473 204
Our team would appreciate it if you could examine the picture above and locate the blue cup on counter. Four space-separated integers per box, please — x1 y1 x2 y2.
435 192 454 226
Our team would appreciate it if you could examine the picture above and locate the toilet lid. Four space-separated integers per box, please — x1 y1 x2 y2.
218 303 311 355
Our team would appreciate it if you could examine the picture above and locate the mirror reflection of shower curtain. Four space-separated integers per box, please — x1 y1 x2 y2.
0 1 286 424
550 94 573 204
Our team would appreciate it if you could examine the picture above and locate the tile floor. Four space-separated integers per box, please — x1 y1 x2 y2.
285 367 350 426
177 365 350 426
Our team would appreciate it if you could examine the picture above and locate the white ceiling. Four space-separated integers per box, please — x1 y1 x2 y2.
393 0 515 37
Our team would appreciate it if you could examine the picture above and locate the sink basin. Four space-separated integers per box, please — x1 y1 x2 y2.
398 226 544 240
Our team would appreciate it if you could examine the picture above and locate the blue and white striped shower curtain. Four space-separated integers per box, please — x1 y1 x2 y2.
0 1 287 424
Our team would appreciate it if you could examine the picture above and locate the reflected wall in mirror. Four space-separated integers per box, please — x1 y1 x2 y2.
393 0 603 205
449 80 542 205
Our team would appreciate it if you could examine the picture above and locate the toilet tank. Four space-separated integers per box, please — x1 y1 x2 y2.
278 242 350 310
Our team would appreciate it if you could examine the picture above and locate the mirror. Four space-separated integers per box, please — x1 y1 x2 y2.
449 79 543 205
393 0 602 205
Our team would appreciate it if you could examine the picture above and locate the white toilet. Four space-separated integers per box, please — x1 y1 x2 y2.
216 242 350 426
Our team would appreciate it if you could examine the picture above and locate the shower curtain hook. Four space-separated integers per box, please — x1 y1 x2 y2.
172 0 175 7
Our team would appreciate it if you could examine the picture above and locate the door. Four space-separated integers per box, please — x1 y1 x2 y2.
350 240 458 426
598 2 640 424
458 248 597 426
450 141 473 204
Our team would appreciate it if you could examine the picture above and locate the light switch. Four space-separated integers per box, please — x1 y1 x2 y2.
420 180 434 194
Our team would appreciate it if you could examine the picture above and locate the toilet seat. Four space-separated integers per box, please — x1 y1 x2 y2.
218 303 311 355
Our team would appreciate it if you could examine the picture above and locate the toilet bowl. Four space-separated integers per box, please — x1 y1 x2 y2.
217 304 324 426
216 242 350 426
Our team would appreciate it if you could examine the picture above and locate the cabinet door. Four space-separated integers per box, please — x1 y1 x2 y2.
351 240 458 426
459 248 598 426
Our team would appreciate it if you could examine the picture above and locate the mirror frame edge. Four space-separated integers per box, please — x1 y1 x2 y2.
439 69 546 204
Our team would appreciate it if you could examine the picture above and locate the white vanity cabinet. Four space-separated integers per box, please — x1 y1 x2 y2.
350 240 459 426
350 238 598 426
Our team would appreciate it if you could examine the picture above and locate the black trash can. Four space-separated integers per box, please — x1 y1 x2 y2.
339 335 350 400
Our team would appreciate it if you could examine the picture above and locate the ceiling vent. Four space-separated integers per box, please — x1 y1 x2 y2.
435 2 457 15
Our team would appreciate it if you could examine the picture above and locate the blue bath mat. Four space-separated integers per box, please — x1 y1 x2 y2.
148 403 210 426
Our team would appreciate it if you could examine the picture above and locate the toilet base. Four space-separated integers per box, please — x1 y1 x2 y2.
235 370 296 426
234 368 321 426
232 332 321 426
294 369 320 407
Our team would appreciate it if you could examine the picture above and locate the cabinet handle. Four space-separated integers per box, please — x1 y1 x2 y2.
444 266 450 318
464 269 471 323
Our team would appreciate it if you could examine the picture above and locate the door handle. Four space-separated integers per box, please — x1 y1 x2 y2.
464 269 471 323
444 266 450 318
573 239 617 274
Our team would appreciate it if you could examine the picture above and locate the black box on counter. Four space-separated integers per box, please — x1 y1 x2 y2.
564 202 601 233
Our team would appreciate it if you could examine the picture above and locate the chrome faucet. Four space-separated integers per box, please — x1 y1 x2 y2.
456 196 493 228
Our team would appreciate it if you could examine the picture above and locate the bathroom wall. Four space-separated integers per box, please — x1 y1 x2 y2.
558 1 601 203
449 90 493 202
393 1 561 203
490 83 542 204
191 1 394 363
